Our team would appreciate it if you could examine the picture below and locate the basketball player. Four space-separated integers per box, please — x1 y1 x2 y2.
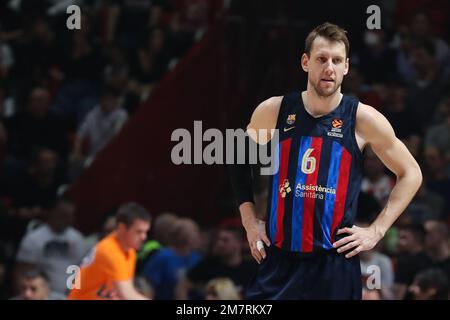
230 22 423 299
68 203 151 300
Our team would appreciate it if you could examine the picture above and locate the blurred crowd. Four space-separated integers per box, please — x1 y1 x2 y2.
0 0 449 300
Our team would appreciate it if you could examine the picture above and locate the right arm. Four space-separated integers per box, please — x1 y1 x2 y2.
114 280 149 300
231 96 282 263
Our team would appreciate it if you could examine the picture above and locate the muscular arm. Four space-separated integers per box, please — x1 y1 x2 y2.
240 96 282 224
357 103 423 236
231 96 282 263
334 103 423 257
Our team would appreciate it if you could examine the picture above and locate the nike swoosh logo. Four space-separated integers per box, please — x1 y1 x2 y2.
283 126 295 132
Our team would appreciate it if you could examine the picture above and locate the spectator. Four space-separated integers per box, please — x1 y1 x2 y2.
14 198 86 295
393 223 434 299
5 87 69 161
357 30 397 84
143 217 202 300
72 85 128 164
382 79 421 140
425 96 450 173
342 68 382 108
10 148 67 220
408 268 449 300
424 146 450 212
10 269 66 300
129 28 173 101
176 226 257 300
406 184 446 223
136 211 178 274
205 277 241 300
424 219 450 279
409 12 450 72
68 202 151 300
406 39 450 128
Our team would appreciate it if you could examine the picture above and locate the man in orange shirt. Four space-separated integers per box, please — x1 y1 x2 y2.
69 202 151 300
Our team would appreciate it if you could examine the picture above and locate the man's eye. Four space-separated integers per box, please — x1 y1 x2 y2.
333 58 342 64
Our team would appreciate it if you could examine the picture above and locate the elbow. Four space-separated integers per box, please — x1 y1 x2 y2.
408 162 423 192
398 162 423 192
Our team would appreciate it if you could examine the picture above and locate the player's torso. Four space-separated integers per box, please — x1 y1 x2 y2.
68 234 135 300
266 91 363 254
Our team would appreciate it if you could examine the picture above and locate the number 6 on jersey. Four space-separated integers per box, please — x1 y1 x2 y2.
301 148 316 174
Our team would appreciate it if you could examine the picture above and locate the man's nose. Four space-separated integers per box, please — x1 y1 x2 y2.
324 59 333 73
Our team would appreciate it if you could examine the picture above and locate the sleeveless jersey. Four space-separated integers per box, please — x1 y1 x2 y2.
266 91 363 253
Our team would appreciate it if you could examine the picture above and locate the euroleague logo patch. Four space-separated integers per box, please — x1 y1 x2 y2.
328 118 344 138
332 118 343 129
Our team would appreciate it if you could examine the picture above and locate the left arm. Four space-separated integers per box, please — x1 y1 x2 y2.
334 103 423 258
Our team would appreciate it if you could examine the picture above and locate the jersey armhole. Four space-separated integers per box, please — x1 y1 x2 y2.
351 101 364 161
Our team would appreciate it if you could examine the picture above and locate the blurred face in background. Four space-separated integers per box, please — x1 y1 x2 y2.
213 230 242 259
424 220 448 251
19 276 50 300
410 13 431 38
170 219 201 252
48 201 76 234
117 219 150 250
397 229 419 253
410 46 435 76
425 147 445 177
100 93 119 113
302 36 349 98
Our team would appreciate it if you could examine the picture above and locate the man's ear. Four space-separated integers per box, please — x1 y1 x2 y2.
301 53 309 72
343 57 349 76
116 222 126 234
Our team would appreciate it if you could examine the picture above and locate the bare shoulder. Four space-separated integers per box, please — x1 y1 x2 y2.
248 96 283 129
247 96 283 143
355 102 383 126
355 102 396 147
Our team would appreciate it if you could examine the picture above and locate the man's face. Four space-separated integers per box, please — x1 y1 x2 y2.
213 230 240 258
49 202 76 234
397 229 416 253
20 277 50 300
100 94 119 113
424 220 443 250
120 219 150 250
301 36 349 98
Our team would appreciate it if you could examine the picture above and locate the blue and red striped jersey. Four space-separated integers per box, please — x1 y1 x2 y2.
267 91 363 253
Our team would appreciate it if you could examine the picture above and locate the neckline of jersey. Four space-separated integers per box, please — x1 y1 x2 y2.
297 91 345 120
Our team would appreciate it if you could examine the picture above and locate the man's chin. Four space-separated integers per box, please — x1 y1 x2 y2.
313 80 341 97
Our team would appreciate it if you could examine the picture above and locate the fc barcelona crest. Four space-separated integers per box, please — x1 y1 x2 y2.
286 114 296 125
